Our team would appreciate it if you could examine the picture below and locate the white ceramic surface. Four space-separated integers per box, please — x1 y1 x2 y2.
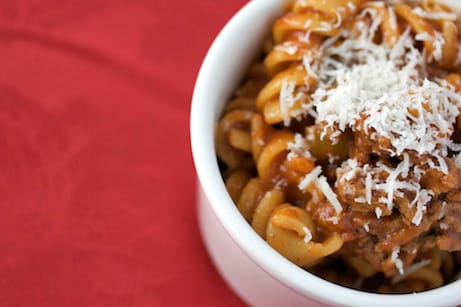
190 0 461 306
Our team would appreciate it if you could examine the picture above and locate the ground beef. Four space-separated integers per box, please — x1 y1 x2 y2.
437 199 461 251
421 158 461 194
339 235 428 277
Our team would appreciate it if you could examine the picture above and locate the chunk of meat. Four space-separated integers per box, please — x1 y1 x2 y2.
340 235 428 277
437 200 461 251
421 158 461 194
336 162 392 216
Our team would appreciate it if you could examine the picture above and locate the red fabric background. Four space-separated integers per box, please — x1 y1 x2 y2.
0 0 247 306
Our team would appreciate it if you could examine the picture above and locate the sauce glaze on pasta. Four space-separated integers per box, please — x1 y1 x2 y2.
217 0 461 293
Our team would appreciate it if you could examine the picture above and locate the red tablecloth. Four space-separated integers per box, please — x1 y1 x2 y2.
0 0 246 306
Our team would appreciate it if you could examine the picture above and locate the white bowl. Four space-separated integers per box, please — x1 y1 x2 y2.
190 1 461 306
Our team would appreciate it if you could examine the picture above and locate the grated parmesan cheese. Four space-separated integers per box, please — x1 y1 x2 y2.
320 21 332 31
304 19 312 29
316 175 343 214
390 247 404 275
307 16 460 161
355 196 366 203
287 133 313 161
432 32 445 62
327 153 339 164
298 166 322 190
302 226 313 243
324 215 339 225
302 51 319 80
413 7 457 21
297 162 342 215
347 1 356 12
375 207 383 219
280 80 296 126
299 30 312 44
415 31 446 63
280 79 311 126
365 172 373 205
391 259 431 284
363 222 370 232
439 201 447 220
371 1 385 7
411 189 433 225
275 42 299 55
275 178 288 190
333 10 342 28
341 159 359 181
388 6 397 31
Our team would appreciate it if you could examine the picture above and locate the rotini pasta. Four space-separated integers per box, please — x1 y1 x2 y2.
217 0 461 293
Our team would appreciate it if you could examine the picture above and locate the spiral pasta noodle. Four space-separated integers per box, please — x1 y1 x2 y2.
217 0 461 293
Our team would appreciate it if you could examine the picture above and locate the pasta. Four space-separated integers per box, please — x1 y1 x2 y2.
217 0 461 293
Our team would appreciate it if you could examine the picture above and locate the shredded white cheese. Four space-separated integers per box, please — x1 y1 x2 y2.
411 189 433 226
391 259 431 284
316 175 343 214
280 79 311 126
304 19 312 29
440 222 449 230
275 42 299 55
308 18 460 159
347 1 356 12
302 51 319 80
342 159 359 181
388 6 398 31
413 6 457 21
375 207 383 219
363 222 370 232
432 31 446 62
287 133 313 161
365 172 373 205
320 21 332 31
280 80 296 126
327 153 339 164
390 247 404 275
298 166 322 190
297 164 342 215
302 226 313 243
333 10 343 28
324 215 339 225
439 201 447 220
355 196 366 203
275 178 288 190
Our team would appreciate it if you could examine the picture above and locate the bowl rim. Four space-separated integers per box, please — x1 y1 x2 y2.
190 0 461 306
